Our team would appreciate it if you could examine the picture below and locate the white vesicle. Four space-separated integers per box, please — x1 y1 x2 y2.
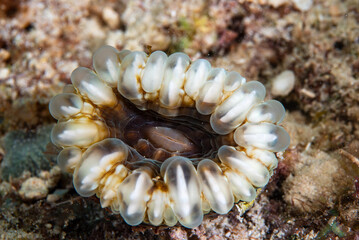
141 51 167 94
247 100 285 124
201 197 211 214
196 68 227 115
51 118 109 148
223 71 246 92
163 156 203 228
184 59 211 99
210 81 266 135
234 122 290 152
71 67 117 107
163 200 178 226
49 93 83 120
197 159 234 214
73 138 129 197
218 145 270 187
100 164 128 210
57 147 82 173
118 169 154 226
93 45 121 87
224 170 256 202
118 49 132 62
245 147 278 170
118 51 147 101
147 188 166 226
160 53 191 108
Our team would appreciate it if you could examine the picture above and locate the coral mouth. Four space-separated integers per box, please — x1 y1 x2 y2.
49 45 290 228
99 93 220 162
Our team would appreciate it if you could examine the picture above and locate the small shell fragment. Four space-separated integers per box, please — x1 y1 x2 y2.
271 70 295 97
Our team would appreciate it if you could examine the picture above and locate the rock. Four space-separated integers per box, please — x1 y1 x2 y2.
1 125 56 180
0 181 13 198
291 0 313 11
46 189 68 203
282 150 358 213
19 177 48 200
102 7 120 29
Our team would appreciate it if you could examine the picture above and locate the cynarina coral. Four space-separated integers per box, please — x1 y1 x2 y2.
49 45 290 228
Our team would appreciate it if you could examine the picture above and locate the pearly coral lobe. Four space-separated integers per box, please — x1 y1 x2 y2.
49 45 290 228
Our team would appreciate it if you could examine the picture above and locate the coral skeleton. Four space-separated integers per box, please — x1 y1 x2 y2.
49 45 290 228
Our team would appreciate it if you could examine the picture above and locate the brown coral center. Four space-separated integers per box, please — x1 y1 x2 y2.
99 94 219 162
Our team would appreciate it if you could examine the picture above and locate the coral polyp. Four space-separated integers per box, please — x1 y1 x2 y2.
49 45 290 228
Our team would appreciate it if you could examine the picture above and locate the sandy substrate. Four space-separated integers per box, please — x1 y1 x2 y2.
0 0 358 239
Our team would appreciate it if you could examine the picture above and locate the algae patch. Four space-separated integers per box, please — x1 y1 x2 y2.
1 124 56 180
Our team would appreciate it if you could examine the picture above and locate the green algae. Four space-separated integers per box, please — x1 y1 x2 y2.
1 124 56 180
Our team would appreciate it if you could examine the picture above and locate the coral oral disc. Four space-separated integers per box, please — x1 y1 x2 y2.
49 45 290 228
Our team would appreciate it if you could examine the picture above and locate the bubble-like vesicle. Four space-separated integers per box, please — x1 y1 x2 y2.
210 81 266 135
163 202 178 226
71 67 117 107
246 100 285 124
184 59 211 99
224 170 256 202
223 71 246 92
118 51 147 102
197 159 234 214
201 196 211 214
163 156 203 228
99 164 128 208
51 117 109 148
147 187 166 226
160 53 191 109
57 146 82 173
245 148 278 170
141 51 167 94
234 122 290 152
196 68 226 115
93 45 121 87
118 169 154 226
73 138 129 197
118 49 132 62
49 93 83 120
218 145 270 187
